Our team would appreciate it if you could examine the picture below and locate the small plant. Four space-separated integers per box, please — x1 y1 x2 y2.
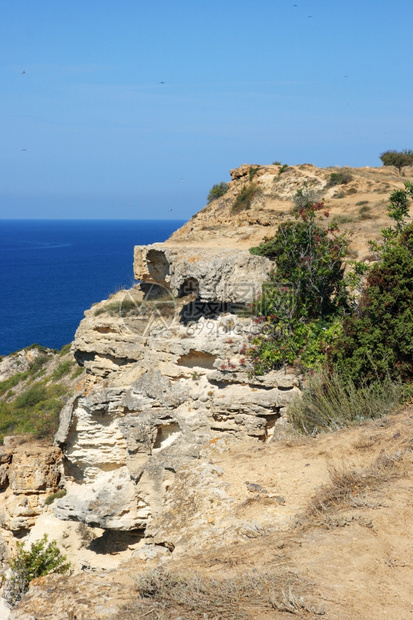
356 200 369 206
331 214 353 225
191 371 200 381
358 205 372 219
4 534 70 606
59 343 71 356
272 160 282 165
278 164 289 174
292 186 321 212
248 166 260 181
232 183 260 213
326 169 353 187
45 489 67 505
207 182 229 204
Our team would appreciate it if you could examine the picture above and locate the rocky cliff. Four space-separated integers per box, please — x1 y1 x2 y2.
2 163 412 619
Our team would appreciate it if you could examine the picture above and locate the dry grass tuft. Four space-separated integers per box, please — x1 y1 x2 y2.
305 452 406 521
113 567 320 619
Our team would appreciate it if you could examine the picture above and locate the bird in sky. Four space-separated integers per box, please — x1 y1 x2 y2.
160 81 165 84
21 70 25 74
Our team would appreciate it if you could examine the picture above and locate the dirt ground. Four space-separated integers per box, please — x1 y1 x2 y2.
14 405 413 619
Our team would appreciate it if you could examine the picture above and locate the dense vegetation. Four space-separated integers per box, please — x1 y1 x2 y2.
249 202 352 373
249 181 413 429
0 345 83 443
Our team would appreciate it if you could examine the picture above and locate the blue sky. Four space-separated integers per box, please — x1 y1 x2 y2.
1 0 412 219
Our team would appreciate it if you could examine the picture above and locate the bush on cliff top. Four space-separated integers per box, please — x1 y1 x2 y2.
248 202 351 373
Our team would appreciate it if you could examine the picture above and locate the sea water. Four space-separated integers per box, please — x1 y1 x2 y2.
0 220 185 355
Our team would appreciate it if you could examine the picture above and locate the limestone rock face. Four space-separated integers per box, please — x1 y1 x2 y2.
0 443 62 532
133 244 271 303
58 232 300 532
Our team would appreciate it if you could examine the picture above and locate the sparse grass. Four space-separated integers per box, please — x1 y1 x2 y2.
114 568 320 619
356 200 369 206
59 343 71 356
71 366 84 380
331 214 354 225
52 360 72 380
232 183 261 213
287 371 401 435
305 453 406 520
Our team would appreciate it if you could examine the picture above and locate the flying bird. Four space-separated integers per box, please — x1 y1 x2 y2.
160 81 165 84
21 71 25 74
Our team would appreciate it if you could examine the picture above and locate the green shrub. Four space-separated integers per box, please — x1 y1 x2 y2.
248 166 260 181
249 204 351 373
326 169 353 187
356 200 369 206
330 222 413 385
4 535 70 606
207 182 229 204
278 164 289 174
0 372 27 397
250 205 350 319
292 186 321 212
232 183 260 213
380 149 413 173
358 205 372 219
44 489 67 505
287 371 401 434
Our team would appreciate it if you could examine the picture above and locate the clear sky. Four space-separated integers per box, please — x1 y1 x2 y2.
1 0 412 220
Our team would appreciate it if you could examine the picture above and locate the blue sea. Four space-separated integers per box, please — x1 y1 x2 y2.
0 220 185 356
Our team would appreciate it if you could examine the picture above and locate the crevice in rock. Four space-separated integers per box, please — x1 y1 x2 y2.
179 300 249 325
259 413 281 442
93 326 117 334
177 350 217 370
87 529 145 554
153 422 181 452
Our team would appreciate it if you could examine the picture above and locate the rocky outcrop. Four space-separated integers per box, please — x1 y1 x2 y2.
133 245 271 304
54 243 300 533
0 443 62 532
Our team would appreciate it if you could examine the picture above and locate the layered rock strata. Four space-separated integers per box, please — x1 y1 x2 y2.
54 246 300 533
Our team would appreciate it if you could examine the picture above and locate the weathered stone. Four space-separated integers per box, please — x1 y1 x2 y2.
133 244 271 304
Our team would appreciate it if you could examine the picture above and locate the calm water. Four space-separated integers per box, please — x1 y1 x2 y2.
0 220 185 355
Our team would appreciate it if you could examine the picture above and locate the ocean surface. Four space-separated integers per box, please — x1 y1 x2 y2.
0 220 185 356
